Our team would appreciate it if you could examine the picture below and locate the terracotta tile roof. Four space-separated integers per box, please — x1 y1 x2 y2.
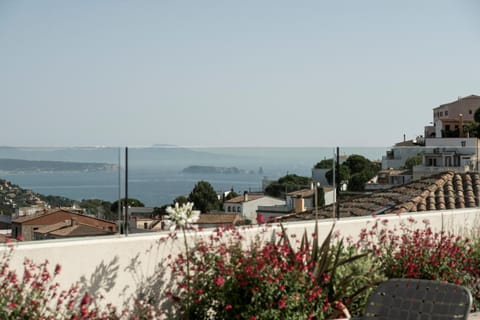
13 210 52 223
35 221 70 234
12 208 115 226
287 189 315 198
47 224 114 237
225 194 266 203
195 214 241 225
283 171 480 220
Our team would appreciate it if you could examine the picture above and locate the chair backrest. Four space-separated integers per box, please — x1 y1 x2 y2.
363 278 472 320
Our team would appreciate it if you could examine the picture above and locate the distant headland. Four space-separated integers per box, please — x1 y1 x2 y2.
182 165 256 175
0 158 118 174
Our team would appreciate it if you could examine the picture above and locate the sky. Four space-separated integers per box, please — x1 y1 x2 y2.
1 1 479 148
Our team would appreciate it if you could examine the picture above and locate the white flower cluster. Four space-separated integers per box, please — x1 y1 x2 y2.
165 202 200 232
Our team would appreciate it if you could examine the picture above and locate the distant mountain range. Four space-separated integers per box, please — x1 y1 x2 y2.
0 158 118 173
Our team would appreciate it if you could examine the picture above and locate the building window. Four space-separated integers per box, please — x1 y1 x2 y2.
445 111 448 116
144 222 148 229
227 206 231 212
470 110 473 114
439 112 443 117
461 141 466 147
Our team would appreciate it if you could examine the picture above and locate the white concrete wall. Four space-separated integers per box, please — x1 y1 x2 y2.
381 146 427 170
242 197 285 222
3 208 480 312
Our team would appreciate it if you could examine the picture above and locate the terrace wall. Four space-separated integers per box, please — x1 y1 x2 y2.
2 208 480 310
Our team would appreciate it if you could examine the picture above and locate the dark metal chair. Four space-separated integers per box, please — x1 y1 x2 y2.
361 278 472 320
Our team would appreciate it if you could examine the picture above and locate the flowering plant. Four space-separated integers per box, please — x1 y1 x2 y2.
165 202 200 232
0 243 161 319
167 223 379 319
358 217 480 310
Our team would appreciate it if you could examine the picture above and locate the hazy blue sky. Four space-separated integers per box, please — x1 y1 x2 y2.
1 1 479 148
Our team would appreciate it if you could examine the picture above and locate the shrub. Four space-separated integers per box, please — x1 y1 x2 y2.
357 217 480 309
0 243 158 319
167 223 380 319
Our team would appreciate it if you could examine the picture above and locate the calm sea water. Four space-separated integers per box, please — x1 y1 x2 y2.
0 147 387 206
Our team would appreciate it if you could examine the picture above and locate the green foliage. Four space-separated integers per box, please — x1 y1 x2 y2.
38 195 74 208
325 164 350 185
224 189 239 201
279 222 381 318
316 186 325 207
169 223 380 320
314 159 333 169
465 122 480 138
265 174 311 198
326 155 380 191
344 155 372 175
475 108 480 123
173 195 188 206
110 198 145 213
358 218 480 310
404 153 423 170
79 199 113 220
188 180 220 213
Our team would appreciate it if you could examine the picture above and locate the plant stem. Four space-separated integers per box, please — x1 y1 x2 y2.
182 227 191 314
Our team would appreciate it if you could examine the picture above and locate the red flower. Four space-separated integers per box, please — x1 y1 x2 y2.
54 264 62 275
215 276 225 287
256 215 265 225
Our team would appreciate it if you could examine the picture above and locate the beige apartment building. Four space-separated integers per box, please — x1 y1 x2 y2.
425 95 480 138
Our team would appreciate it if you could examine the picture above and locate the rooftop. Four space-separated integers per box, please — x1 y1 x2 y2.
282 171 480 220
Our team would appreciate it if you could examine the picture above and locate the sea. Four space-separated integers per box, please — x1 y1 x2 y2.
0 146 388 207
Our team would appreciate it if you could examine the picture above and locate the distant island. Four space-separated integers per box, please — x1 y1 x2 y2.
182 165 255 175
0 158 118 174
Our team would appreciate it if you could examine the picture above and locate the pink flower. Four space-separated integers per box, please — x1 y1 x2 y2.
226 304 232 310
54 264 62 275
215 276 225 287
80 292 91 306
256 214 265 225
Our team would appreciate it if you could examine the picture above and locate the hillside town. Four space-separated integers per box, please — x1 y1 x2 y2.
1 95 480 243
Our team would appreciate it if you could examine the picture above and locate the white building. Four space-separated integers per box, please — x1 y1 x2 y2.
223 193 285 223
413 138 479 180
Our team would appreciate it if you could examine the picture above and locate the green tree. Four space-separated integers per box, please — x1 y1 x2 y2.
314 159 334 169
265 174 311 198
325 164 351 185
110 198 145 213
188 180 220 213
326 155 380 191
349 171 372 191
344 155 372 175
173 195 189 206
224 188 239 201
404 153 423 170
316 186 325 207
474 108 480 123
